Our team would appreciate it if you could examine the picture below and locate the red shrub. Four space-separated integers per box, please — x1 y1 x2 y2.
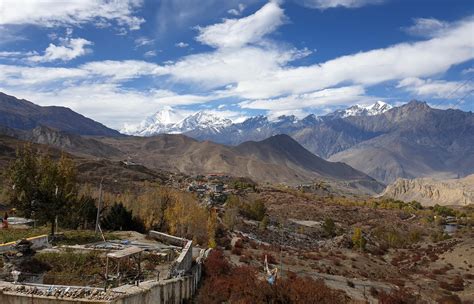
378 288 418 304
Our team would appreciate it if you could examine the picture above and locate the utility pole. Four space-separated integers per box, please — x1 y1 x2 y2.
95 177 104 235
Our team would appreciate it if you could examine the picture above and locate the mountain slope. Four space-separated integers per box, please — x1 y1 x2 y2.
234 134 371 181
381 175 474 206
97 134 383 193
329 101 474 183
0 92 121 136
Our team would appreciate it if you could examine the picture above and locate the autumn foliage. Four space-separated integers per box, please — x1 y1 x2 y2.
197 250 347 304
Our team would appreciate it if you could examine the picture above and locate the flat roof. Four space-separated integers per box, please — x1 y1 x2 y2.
107 246 143 259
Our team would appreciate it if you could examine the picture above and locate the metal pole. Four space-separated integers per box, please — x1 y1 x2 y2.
95 178 104 234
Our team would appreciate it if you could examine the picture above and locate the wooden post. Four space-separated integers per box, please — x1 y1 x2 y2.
137 252 141 286
95 178 104 235
105 256 109 291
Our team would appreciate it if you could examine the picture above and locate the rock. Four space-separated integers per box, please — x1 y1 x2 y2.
382 175 474 206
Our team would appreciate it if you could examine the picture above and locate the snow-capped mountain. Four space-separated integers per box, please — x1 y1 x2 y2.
173 111 232 133
123 101 393 137
325 101 393 119
121 109 232 136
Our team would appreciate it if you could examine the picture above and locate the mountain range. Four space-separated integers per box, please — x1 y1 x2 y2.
123 100 474 184
1 91 473 187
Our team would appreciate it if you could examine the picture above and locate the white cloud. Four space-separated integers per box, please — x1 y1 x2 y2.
0 84 214 129
0 64 89 86
228 3 247 16
0 0 144 30
135 37 155 48
462 67 474 74
155 0 262 37
397 77 474 99
28 37 93 62
144 50 157 58
81 60 165 81
239 85 370 112
403 17 449 37
1 2 473 126
196 1 285 49
175 42 189 48
295 0 384 10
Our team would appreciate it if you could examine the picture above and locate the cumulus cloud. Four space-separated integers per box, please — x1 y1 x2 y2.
295 0 384 10
0 0 144 30
196 1 285 48
28 37 93 62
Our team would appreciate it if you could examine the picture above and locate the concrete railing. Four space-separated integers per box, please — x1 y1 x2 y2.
148 231 193 274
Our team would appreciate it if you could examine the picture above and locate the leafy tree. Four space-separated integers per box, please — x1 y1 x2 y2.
259 215 269 231
322 217 336 237
207 208 218 248
164 195 208 244
352 227 366 251
241 199 266 221
223 207 238 230
61 195 97 230
7 146 78 235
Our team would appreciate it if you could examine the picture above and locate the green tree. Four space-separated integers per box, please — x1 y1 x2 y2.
7 146 78 236
322 217 336 237
61 195 97 230
101 202 145 232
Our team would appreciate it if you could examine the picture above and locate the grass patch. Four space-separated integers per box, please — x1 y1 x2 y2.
36 250 105 287
0 227 49 244
55 230 119 246
0 227 119 245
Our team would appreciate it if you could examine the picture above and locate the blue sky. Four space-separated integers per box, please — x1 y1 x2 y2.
0 0 473 129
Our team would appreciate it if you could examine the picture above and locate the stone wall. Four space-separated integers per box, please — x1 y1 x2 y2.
148 231 193 273
0 264 202 304
113 263 202 304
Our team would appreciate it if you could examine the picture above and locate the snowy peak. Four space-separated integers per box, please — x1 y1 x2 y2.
175 111 232 132
122 109 232 136
365 101 393 115
327 101 393 118
147 107 183 126
121 107 185 136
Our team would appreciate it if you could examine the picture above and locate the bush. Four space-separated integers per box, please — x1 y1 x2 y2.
352 227 366 251
377 288 419 304
198 250 347 304
101 202 145 233
241 199 267 221
322 218 336 237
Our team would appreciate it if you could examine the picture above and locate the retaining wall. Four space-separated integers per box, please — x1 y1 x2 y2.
148 231 193 273
0 263 202 304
